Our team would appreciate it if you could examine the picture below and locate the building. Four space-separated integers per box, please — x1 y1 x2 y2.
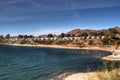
91 36 95 39
87 36 91 39
101 36 105 39
96 36 100 39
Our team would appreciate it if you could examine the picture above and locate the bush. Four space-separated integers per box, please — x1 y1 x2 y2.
93 70 120 80
88 40 94 45
102 38 110 45
117 40 120 45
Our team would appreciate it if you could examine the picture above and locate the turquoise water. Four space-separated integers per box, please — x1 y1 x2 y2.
0 45 111 80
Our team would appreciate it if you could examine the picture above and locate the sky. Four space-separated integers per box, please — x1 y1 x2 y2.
0 0 120 36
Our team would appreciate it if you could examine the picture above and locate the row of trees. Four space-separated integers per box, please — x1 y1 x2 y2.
0 32 106 39
0 28 119 39
47 32 105 38
0 34 10 40
58 32 105 38
0 34 35 40
17 35 34 39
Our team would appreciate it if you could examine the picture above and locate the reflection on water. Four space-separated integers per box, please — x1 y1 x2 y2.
0 45 111 80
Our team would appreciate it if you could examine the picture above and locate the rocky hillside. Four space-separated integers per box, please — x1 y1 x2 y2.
67 27 120 36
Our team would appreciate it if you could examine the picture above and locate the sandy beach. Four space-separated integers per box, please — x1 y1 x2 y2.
2 43 116 52
102 55 120 61
63 72 99 80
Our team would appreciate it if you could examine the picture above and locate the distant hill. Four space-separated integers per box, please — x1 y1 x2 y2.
67 26 120 36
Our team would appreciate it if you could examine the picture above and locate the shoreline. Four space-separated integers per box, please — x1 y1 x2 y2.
0 43 115 52
102 55 120 61
63 72 98 80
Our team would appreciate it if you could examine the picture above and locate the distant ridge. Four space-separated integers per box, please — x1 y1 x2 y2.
67 26 120 36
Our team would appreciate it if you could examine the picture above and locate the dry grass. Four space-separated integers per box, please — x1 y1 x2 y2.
88 69 120 80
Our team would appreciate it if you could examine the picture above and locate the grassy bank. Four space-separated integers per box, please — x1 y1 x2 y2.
64 60 120 80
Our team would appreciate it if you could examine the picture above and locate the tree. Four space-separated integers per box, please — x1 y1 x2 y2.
81 32 88 37
90 32 98 36
117 40 120 45
77 35 81 37
28 35 34 38
110 34 119 40
98 32 105 36
47 34 53 38
71 34 75 37
0 35 4 41
59 33 65 38
0 35 4 39
18 35 24 39
65 34 71 37
5 34 10 40
102 37 110 45
88 40 94 45
109 28 118 35
23 35 28 39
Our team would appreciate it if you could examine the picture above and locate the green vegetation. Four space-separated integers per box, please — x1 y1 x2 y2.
59 33 65 38
81 32 88 37
102 37 110 45
0 35 4 41
117 40 120 45
18 35 24 38
65 34 71 37
47 34 53 38
109 28 118 35
5 34 10 40
88 40 94 45
71 34 75 37
90 32 98 36
99 32 105 36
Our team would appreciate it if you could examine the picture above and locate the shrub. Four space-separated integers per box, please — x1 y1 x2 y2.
117 40 120 45
102 38 110 45
88 40 94 45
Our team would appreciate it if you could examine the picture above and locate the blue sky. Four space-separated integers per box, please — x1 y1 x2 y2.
0 0 120 36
